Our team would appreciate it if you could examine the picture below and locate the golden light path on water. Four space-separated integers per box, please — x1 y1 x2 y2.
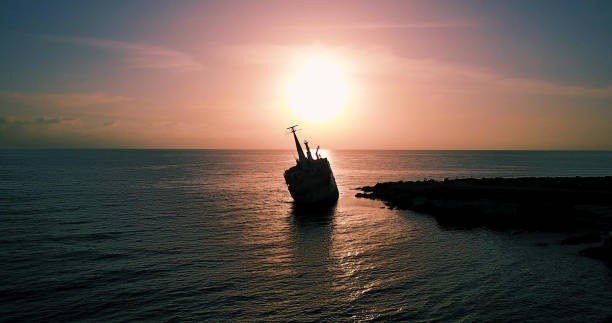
215 150 612 320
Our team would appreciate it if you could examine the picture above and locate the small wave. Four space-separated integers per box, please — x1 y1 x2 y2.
2 206 81 216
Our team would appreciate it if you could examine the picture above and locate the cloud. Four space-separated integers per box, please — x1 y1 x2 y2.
103 120 119 127
355 48 612 97
224 44 612 98
295 22 476 31
0 115 126 148
0 115 77 126
39 35 203 71
0 91 130 108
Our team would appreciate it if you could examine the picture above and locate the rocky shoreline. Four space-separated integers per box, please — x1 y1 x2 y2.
356 177 612 264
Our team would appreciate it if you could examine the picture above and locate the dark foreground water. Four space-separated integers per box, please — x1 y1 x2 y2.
2 150 612 321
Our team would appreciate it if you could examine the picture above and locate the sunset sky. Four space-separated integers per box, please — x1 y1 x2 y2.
1 0 611 149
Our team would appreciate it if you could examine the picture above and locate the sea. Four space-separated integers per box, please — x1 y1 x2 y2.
2 150 612 322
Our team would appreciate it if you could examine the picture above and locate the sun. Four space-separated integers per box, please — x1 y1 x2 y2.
287 57 349 122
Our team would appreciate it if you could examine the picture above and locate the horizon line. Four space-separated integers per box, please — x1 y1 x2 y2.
2 148 612 152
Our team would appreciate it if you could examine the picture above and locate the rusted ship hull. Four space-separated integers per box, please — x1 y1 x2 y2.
284 158 339 205
283 125 339 206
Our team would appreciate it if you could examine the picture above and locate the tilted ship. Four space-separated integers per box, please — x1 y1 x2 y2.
284 125 339 205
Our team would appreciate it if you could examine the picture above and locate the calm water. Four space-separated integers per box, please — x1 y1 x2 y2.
2 150 612 321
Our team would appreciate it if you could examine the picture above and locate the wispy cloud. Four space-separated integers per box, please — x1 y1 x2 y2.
0 115 77 126
39 35 203 71
296 22 476 31
224 44 612 98
0 115 133 148
354 48 612 97
0 91 130 108
103 120 120 127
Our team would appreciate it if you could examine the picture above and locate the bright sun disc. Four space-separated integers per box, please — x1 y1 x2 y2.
287 58 349 122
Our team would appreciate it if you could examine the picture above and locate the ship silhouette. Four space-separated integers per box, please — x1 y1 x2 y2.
284 125 339 205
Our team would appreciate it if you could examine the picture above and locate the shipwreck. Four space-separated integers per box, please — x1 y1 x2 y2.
284 125 339 205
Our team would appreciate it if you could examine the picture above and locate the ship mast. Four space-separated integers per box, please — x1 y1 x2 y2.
287 125 307 163
304 140 314 160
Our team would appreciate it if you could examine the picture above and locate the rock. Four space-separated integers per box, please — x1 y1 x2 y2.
580 230 612 263
356 177 612 266
605 231 612 248
355 176 612 232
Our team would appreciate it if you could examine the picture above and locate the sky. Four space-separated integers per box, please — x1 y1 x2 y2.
1 0 611 149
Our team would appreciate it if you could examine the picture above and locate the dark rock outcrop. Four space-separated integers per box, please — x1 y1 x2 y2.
357 177 612 265
356 177 612 231
580 231 612 263
561 232 602 245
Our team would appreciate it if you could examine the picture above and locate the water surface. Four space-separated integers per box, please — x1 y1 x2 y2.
1 150 612 321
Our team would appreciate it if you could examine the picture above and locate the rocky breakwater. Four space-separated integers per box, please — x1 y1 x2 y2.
356 177 612 264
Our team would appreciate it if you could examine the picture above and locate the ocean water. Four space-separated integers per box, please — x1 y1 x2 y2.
1 150 612 321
